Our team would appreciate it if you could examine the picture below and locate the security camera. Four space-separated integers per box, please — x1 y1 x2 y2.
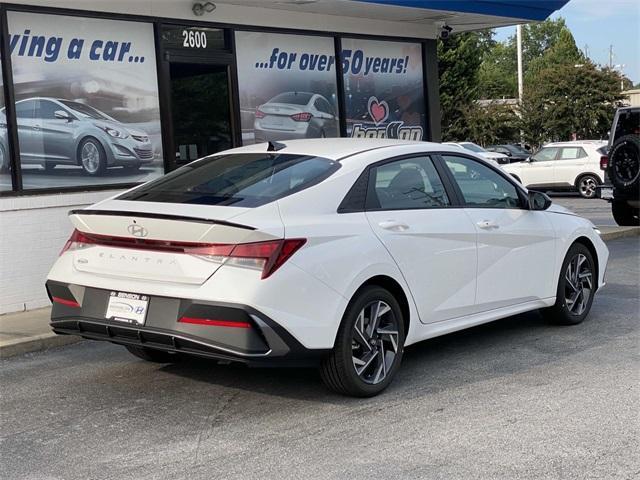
439 24 453 40
192 1 216 16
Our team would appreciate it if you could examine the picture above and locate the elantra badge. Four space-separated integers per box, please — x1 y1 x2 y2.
127 224 148 238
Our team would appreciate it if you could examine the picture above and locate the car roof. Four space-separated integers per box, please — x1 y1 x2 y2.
217 138 467 161
545 140 606 147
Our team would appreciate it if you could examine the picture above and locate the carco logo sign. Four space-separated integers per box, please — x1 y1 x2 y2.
350 96 423 141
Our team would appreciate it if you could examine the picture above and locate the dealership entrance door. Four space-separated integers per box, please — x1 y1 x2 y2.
169 61 232 166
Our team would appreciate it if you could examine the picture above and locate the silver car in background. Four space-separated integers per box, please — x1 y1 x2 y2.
254 92 339 142
0 97 154 176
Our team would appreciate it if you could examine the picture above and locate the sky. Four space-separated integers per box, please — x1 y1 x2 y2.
494 0 640 85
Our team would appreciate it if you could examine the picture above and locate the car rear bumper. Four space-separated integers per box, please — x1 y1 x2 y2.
46 280 329 366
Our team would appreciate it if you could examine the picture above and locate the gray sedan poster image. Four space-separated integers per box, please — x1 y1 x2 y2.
235 31 340 145
5 11 163 189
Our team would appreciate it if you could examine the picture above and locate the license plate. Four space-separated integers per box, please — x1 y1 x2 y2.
600 187 613 200
105 291 149 326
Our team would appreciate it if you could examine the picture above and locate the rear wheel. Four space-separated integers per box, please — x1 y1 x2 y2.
125 345 181 363
612 200 640 226
577 174 598 198
541 243 595 325
320 286 405 397
0 144 7 172
609 134 640 191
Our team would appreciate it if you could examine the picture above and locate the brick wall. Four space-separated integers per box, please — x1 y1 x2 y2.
0 190 122 315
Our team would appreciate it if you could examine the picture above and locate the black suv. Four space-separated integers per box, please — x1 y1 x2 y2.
600 107 639 226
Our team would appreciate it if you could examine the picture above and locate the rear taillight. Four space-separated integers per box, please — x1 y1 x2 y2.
60 229 306 279
600 155 609 170
229 238 306 279
291 112 313 122
254 109 266 119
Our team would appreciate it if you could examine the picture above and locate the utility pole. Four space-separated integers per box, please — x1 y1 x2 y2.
609 45 614 68
517 25 524 104
517 24 524 144
584 44 589 58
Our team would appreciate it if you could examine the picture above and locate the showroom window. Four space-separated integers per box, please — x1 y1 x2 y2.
235 31 340 145
0 54 11 191
341 38 425 141
7 11 164 190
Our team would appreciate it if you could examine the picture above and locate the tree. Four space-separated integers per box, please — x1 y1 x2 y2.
519 63 626 146
463 101 520 146
438 32 491 140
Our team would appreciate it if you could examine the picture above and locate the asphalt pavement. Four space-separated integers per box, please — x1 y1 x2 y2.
550 193 617 227
1 237 639 480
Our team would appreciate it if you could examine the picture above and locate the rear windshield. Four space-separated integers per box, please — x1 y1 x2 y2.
119 153 340 207
268 92 313 105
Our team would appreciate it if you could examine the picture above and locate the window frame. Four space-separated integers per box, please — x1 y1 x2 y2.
435 153 529 210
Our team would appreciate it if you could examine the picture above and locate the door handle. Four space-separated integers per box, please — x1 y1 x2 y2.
33 125 41 131
476 220 499 230
378 220 410 232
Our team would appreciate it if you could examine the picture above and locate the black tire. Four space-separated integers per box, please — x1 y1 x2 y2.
541 243 596 326
608 134 640 191
78 137 107 176
320 286 405 397
0 143 7 173
125 345 181 363
576 174 599 199
612 200 640 226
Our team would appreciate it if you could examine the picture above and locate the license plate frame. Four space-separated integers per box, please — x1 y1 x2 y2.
105 291 149 326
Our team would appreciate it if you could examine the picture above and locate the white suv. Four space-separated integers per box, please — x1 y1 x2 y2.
503 141 607 198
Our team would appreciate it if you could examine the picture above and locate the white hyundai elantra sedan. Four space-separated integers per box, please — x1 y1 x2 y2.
47 139 609 397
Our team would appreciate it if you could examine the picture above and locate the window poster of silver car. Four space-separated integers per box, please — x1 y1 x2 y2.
3 11 164 189
235 31 341 145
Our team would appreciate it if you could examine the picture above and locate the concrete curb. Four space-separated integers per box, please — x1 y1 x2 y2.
0 332 81 359
599 227 640 241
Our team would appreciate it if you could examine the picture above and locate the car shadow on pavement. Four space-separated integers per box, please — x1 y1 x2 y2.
156 303 632 404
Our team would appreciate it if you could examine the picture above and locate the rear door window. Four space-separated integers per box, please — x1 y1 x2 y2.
367 156 449 210
119 153 340 207
559 147 586 160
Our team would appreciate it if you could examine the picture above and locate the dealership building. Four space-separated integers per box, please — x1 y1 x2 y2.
0 0 567 314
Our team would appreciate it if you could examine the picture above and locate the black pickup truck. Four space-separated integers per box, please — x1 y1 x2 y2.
600 107 639 226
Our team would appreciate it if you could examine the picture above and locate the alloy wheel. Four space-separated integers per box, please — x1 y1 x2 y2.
351 300 399 385
579 176 597 198
564 253 593 316
81 142 101 174
614 144 639 184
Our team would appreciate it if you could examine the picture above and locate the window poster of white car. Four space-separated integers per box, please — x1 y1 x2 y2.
341 39 425 141
235 31 340 145
5 11 163 189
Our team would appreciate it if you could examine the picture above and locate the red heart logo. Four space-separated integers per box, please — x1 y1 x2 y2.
368 96 389 126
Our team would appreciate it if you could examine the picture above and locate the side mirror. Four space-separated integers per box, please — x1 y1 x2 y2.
54 110 72 121
528 190 552 210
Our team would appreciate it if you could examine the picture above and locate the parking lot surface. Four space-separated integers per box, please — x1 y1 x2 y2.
551 194 617 227
1 237 638 480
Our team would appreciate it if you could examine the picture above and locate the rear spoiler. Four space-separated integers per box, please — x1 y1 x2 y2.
68 209 256 231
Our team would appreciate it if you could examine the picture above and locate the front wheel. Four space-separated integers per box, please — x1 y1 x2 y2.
577 175 599 198
78 137 107 176
612 199 640 226
320 286 405 397
541 243 596 325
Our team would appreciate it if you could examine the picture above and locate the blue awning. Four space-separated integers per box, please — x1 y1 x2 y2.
354 0 569 22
